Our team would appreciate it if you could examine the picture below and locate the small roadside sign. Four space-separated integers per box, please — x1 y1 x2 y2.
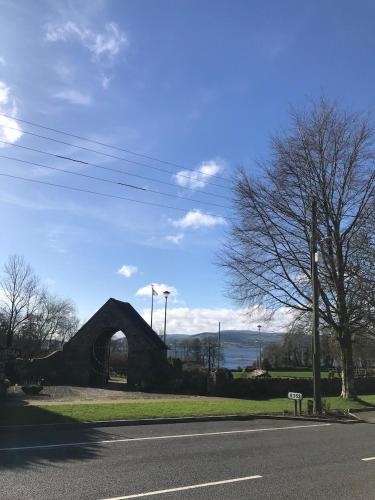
288 392 303 400
288 392 303 415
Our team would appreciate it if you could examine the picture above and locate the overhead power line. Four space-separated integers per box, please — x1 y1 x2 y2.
0 155 231 210
0 112 230 182
0 139 231 202
0 121 231 190
0 171 231 221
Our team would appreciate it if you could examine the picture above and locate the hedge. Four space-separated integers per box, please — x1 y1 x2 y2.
210 376 375 398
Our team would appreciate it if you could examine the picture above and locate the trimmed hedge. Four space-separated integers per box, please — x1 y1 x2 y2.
210 376 375 398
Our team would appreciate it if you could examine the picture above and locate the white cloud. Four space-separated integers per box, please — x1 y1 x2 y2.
174 159 224 189
117 265 138 278
45 21 127 62
141 306 290 335
0 81 23 146
101 74 111 90
171 209 226 229
136 283 178 301
54 62 75 82
165 233 184 245
0 83 10 105
47 228 67 254
54 89 92 106
0 56 6 66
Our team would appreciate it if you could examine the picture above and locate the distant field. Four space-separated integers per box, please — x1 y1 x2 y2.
233 370 334 379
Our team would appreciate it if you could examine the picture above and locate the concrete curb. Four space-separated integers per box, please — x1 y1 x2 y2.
347 412 366 422
348 407 375 413
0 413 360 432
348 407 375 422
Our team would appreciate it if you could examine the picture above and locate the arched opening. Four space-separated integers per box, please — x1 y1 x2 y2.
91 329 128 386
108 331 128 384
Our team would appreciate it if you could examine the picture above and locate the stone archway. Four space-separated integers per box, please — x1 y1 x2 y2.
31 298 173 389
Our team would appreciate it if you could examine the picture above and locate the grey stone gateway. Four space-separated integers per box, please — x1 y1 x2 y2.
31 298 173 389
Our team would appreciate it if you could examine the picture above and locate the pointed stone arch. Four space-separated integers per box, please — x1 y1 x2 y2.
31 298 173 389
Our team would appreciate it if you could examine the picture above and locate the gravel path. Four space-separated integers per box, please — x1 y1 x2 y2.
5 383 203 406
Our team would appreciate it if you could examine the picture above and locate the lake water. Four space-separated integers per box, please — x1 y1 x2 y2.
222 347 260 369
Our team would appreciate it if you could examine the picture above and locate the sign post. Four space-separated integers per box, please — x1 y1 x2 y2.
288 392 303 416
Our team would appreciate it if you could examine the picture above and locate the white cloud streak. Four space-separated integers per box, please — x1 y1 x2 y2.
165 233 184 245
54 61 75 82
117 265 138 278
0 81 22 146
171 209 226 229
101 75 111 89
53 89 92 106
45 21 127 61
174 160 224 189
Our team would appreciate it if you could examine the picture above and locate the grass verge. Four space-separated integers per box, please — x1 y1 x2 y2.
1 395 375 426
232 370 333 379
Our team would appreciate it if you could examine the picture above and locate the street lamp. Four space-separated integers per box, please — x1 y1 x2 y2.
163 290 170 344
257 324 262 369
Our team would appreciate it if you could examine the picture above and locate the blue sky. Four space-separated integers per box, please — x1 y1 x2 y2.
0 0 374 334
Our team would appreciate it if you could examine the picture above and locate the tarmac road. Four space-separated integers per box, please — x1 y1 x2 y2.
1 418 375 499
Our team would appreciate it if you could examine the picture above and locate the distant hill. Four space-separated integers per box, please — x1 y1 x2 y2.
166 330 284 348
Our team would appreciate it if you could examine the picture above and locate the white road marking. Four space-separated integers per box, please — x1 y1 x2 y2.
100 475 263 499
0 422 331 453
362 457 375 461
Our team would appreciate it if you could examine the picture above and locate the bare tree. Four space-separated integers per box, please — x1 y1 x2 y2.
18 293 79 355
222 99 375 398
0 255 79 356
0 255 40 348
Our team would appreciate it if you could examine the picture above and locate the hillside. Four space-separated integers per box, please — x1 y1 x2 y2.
167 330 284 348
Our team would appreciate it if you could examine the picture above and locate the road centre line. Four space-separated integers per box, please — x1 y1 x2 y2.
100 475 263 499
362 457 375 461
0 422 331 452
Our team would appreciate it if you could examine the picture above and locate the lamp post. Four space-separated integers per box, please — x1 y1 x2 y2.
257 324 262 369
163 290 170 344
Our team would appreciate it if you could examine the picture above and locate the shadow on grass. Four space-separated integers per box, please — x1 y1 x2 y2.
0 404 110 471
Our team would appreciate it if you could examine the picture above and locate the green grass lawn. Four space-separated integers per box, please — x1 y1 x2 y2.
233 370 333 379
1 395 374 427
109 376 127 382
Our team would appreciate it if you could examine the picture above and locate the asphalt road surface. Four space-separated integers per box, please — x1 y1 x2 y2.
1 418 375 499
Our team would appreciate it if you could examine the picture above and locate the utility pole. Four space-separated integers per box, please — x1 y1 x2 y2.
208 342 212 372
217 322 221 369
311 197 322 415
257 324 262 369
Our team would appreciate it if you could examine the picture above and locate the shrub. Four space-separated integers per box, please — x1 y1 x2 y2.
21 384 44 395
0 378 10 399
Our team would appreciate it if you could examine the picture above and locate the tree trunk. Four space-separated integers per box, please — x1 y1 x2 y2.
340 338 356 399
